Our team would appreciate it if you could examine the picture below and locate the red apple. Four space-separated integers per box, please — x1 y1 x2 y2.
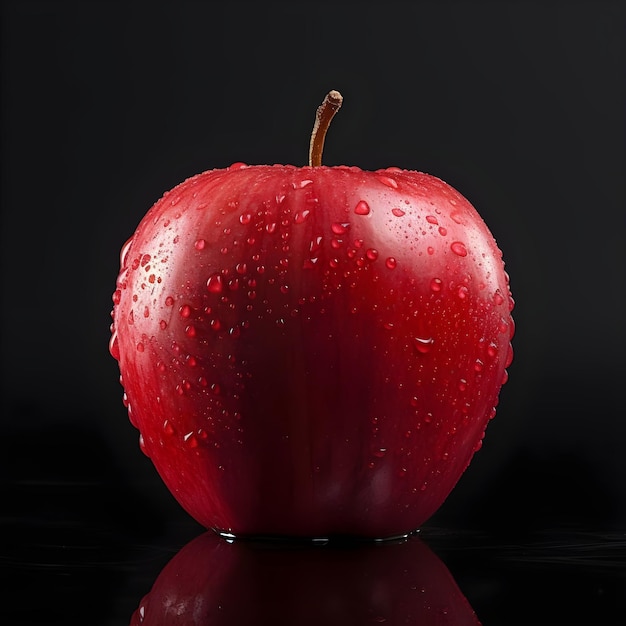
130 531 481 625
110 91 514 538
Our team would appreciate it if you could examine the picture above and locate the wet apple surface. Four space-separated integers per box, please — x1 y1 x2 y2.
109 93 514 538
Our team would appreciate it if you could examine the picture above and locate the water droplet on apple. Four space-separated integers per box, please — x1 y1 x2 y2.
377 175 398 189
331 222 350 235
179 304 192 318
136 342 144 352
438 226 448 236
210 318 221 331
195 239 207 251
385 257 397 269
427 247 435 255
185 325 197 337
207 273 223 293
176 380 190 395
494 290 505 306
138 434 149 456
310 236 323 253
426 215 438 225
430 278 442 292
184 431 198 448
457 285 469 299
294 179 313 189
354 200 370 215
451 241 468 257
109 332 120 360
165 296 175 306
228 162 248 170
163 420 175 436
112 289 121 305
373 447 387 458
294 209 311 224
474 359 484 373
119 237 133 268
366 248 379 261
392 208 405 217
413 336 434 354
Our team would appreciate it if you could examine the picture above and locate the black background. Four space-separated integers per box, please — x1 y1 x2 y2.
1 1 625 624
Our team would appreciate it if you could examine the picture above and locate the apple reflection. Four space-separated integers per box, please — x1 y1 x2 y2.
131 531 480 625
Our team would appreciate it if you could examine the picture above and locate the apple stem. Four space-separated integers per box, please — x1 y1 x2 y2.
309 90 343 167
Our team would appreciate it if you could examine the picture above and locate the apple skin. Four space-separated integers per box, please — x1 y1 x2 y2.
110 163 514 538
130 531 481 625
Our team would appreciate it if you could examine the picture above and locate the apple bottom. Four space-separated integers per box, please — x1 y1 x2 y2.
145 417 481 540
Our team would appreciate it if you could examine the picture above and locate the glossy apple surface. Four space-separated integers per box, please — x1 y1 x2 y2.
130 531 481 625
110 163 514 538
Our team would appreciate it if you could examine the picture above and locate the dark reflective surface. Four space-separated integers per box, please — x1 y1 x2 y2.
128 531 480 625
2 473 624 625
